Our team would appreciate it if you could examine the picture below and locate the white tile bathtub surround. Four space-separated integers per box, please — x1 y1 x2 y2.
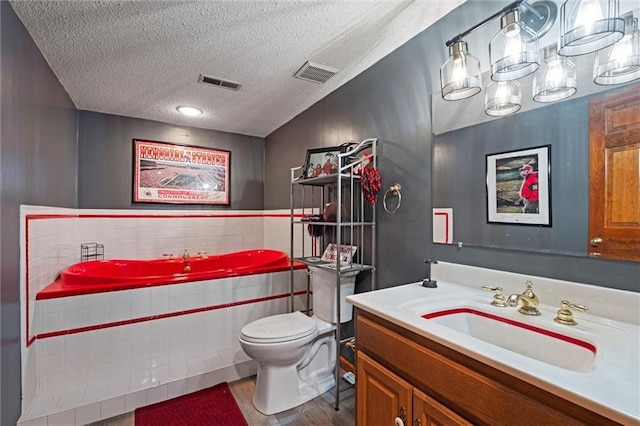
20 205 308 424
431 262 640 325
22 270 307 423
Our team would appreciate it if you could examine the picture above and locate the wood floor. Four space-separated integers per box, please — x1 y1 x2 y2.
90 375 356 426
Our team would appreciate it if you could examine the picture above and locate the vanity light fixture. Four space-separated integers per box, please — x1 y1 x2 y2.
485 80 522 116
440 1 637 115
533 43 577 102
593 13 640 85
176 106 203 117
490 9 540 81
440 40 482 100
558 0 624 56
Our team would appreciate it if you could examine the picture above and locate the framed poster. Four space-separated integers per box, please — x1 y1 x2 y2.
133 139 230 205
486 145 551 226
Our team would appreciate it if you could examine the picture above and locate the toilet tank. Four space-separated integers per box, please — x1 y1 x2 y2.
309 266 358 324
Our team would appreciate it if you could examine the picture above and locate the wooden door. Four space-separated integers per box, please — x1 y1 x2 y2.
356 351 412 426
589 83 640 261
412 387 472 426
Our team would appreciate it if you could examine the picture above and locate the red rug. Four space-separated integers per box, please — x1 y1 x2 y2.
135 382 249 426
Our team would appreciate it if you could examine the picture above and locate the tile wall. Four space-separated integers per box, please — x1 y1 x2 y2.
19 206 311 425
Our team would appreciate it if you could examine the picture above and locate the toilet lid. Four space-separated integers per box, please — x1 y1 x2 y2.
240 311 317 343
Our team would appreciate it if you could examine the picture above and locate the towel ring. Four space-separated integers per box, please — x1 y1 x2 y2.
383 183 402 214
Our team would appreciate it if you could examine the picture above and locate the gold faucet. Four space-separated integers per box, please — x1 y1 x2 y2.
182 249 191 272
507 280 541 316
554 300 588 325
482 286 508 307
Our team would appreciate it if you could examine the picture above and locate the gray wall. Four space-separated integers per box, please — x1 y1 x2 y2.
1 3 79 424
264 2 640 292
78 111 265 210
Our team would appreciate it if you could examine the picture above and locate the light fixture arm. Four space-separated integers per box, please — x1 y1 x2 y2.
445 0 542 47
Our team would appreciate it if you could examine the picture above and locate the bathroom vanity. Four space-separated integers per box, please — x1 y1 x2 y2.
347 262 639 426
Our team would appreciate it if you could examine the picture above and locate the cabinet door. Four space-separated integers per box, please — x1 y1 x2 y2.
413 387 472 426
357 351 412 426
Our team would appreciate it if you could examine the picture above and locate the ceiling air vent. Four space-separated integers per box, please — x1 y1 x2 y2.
198 74 242 91
294 61 339 84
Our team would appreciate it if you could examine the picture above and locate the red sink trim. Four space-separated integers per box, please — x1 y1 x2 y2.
423 308 597 354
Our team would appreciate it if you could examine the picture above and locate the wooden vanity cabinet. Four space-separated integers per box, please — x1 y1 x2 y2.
354 309 621 426
357 350 470 426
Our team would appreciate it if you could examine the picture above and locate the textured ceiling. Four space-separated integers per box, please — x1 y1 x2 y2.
10 0 466 137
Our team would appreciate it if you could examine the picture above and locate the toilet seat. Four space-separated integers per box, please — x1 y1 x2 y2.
241 311 317 344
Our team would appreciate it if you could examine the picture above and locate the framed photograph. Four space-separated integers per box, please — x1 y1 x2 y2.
486 145 551 226
133 139 230 205
303 146 344 179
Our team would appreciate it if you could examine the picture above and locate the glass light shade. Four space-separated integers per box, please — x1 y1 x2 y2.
559 0 624 56
533 44 577 102
489 10 540 81
485 80 521 117
440 41 482 100
594 15 640 85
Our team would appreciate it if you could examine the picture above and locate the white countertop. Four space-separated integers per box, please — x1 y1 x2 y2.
347 263 640 425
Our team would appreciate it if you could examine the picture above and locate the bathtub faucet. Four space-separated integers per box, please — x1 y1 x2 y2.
182 250 192 272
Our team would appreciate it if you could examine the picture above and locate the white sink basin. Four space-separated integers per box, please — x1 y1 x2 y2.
423 308 596 372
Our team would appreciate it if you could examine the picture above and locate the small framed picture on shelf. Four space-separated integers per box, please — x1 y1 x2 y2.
303 146 345 179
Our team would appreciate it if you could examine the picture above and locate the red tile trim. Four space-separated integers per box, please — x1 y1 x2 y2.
422 308 597 354
36 290 308 340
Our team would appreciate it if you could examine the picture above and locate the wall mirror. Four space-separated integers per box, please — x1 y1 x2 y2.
431 0 639 257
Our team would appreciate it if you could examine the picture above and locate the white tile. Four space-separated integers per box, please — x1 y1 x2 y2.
124 389 148 412
150 286 168 299
150 298 168 315
64 333 87 353
146 384 168 405
87 293 110 309
63 310 87 330
64 350 88 372
46 409 75 426
109 303 131 322
86 329 110 349
109 326 131 344
87 306 110 325
17 416 48 426
38 299 63 315
100 396 125 420
167 379 187 400
63 296 87 312
131 299 151 317
169 361 187 379
106 375 130 398
74 402 101 425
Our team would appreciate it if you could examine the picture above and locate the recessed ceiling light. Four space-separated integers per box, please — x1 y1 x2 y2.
176 106 203 116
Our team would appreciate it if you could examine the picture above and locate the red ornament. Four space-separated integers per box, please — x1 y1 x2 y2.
357 166 381 206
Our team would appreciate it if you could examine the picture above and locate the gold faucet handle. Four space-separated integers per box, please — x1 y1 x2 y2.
554 300 588 325
197 251 207 259
482 286 507 307
162 253 174 260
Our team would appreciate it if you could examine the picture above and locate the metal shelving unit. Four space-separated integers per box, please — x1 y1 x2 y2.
289 137 377 411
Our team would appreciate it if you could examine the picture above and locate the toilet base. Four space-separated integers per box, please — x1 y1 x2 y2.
252 363 336 415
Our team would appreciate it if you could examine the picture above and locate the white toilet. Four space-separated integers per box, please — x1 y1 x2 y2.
239 266 357 415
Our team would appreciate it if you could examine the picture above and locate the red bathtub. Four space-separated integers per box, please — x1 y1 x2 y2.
38 249 306 300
